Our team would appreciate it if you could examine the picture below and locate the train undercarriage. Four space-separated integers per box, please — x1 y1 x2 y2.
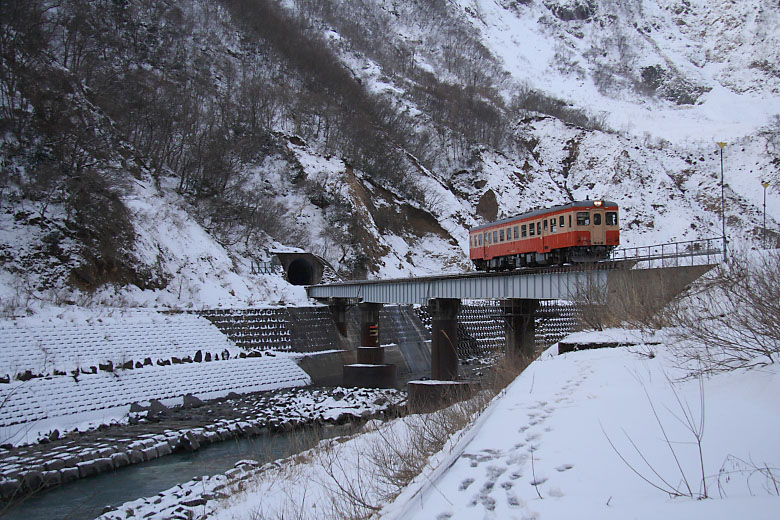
472 245 614 272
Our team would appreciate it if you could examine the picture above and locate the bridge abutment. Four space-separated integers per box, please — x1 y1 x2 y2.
502 299 540 358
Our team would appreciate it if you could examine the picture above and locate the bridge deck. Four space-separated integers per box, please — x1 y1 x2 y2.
306 262 631 305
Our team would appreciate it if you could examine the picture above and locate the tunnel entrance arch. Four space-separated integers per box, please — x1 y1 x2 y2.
287 258 315 285
271 252 328 286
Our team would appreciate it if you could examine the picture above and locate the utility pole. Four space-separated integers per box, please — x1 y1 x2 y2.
717 142 727 260
762 180 770 249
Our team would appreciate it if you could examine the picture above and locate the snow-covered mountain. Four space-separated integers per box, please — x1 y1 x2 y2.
0 0 778 313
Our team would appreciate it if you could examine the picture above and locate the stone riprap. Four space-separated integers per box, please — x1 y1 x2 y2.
1 356 310 438
0 386 405 506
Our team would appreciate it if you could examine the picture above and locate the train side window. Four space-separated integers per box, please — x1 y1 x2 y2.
537 222 541 235
521 224 527 237
606 212 618 225
559 215 564 227
551 219 556 232
569 215 572 227
543 220 548 230
594 213 602 225
577 212 590 226
493 231 498 243
513 226 519 239
499 229 505 241
529 223 535 236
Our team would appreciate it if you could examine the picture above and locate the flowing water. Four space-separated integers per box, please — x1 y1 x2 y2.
2 423 353 520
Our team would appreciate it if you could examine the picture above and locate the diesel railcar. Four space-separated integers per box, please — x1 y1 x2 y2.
469 200 620 270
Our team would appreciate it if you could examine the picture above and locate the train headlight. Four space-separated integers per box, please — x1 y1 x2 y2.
594 200 603 207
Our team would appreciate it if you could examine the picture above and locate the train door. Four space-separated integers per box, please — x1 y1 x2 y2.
591 211 605 245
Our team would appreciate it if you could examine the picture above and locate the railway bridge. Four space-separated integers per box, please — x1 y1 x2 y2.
306 238 722 384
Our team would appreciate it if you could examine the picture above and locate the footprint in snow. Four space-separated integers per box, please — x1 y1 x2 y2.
459 477 475 491
485 465 506 481
508 452 528 465
548 486 565 497
530 476 548 486
555 464 574 472
437 513 453 520
507 492 522 508
480 494 497 511
501 481 514 490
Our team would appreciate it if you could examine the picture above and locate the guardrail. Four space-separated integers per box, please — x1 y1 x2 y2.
610 236 725 268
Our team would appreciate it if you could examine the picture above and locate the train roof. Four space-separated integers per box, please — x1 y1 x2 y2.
469 200 618 232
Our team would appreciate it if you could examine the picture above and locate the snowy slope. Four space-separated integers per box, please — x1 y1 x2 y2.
384 334 780 520
1 0 778 313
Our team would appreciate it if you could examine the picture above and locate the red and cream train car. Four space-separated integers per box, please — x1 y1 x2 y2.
469 200 620 270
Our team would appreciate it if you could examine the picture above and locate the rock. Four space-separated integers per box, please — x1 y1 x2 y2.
48 429 60 441
130 402 148 413
0 478 22 500
95 457 113 473
60 467 79 483
226 391 240 400
110 452 130 468
43 458 66 471
141 446 159 461
181 432 200 452
183 394 204 409
194 350 203 362
155 442 172 457
42 470 61 487
149 399 169 416
128 449 144 464
77 460 100 478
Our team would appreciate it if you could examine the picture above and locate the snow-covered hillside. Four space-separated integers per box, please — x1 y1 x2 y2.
0 0 778 313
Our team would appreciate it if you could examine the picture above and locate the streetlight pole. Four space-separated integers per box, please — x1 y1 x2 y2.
717 142 727 259
762 180 770 249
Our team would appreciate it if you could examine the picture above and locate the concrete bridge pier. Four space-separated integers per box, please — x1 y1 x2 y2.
342 302 396 388
429 298 461 381
502 299 540 358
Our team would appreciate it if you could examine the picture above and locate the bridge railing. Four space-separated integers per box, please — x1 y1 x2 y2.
610 236 724 268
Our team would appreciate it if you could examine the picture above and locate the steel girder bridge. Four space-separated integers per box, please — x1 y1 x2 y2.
306 239 720 384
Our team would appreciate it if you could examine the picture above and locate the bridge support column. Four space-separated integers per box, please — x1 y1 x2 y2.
502 299 540 359
430 298 461 381
358 302 382 363
343 303 396 388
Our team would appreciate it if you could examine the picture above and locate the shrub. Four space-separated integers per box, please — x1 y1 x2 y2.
666 249 780 375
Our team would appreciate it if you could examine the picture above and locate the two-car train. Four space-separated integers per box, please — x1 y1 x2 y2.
469 200 620 271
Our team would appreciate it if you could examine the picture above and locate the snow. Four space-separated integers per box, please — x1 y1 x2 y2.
456 0 780 143
195 326 779 520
